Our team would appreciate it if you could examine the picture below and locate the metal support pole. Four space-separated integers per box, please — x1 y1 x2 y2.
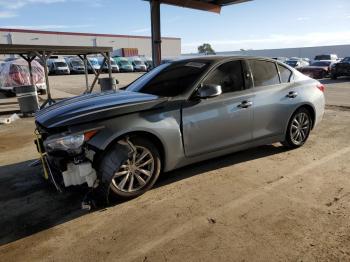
20 54 36 86
89 57 106 93
150 0 161 67
87 58 98 76
107 52 112 78
78 55 89 93
35 51 54 108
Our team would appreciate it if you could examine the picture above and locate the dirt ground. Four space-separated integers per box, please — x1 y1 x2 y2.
0 105 350 261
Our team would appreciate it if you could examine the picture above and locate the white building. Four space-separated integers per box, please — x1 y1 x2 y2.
0 28 181 58
215 44 350 60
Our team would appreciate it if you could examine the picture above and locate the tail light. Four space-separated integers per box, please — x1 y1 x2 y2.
316 83 325 92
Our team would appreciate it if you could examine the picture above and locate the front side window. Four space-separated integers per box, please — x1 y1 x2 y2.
202 60 244 93
278 64 292 83
249 60 280 87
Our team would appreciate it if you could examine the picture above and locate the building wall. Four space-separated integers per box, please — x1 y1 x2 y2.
0 28 181 58
215 44 350 59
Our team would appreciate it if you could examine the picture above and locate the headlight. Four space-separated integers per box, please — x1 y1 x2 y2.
44 130 97 153
45 133 84 153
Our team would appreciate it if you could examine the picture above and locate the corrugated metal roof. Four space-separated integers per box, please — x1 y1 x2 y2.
145 0 252 13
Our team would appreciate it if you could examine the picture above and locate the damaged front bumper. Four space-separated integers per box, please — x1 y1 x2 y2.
34 129 99 191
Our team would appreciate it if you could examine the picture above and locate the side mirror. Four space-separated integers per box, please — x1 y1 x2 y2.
197 84 222 99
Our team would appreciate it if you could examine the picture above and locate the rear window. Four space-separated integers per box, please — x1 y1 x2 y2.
314 55 330 60
249 60 280 87
311 61 331 66
342 57 350 63
278 64 292 83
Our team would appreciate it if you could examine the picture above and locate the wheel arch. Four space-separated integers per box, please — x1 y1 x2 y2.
98 130 166 172
287 103 316 131
299 104 316 129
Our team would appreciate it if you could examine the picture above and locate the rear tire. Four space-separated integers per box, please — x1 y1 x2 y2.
331 73 338 80
99 137 161 200
282 108 312 148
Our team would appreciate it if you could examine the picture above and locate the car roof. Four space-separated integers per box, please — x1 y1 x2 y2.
173 55 278 64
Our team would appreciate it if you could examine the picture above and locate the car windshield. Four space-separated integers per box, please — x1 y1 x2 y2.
119 60 129 65
127 60 210 97
54 62 67 67
311 61 330 66
342 57 350 62
71 61 83 66
133 60 143 65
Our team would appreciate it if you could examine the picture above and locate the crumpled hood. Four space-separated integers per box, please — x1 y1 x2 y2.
35 90 168 129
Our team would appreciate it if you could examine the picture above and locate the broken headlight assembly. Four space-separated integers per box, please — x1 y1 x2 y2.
44 130 97 154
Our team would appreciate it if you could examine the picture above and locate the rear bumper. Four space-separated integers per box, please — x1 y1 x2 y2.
313 93 325 129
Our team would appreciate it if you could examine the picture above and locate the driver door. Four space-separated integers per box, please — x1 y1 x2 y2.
182 60 254 157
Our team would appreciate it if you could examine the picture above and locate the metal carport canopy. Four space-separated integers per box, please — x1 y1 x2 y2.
145 0 252 66
0 44 113 107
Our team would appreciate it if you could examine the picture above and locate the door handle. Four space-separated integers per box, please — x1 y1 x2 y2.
286 91 298 98
238 100 253 108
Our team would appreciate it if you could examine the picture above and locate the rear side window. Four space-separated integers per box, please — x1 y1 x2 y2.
203 60 244 93
278 64 292 83
249 60 280 87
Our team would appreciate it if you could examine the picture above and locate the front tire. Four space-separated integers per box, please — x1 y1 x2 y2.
99 137 161 200
282 108 312 148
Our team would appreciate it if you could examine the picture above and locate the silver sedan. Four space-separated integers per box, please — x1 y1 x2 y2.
35 56 325 200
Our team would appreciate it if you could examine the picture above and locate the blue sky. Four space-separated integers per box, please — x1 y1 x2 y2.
0 0 350 53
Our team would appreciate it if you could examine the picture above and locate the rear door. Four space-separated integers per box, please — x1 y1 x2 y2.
182 60 254 157
248 59 294 140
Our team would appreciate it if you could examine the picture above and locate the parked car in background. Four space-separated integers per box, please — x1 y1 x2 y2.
47 58 70 75
65 57 85 74
285 58 309 68
330 57 350 79
114 57 134 72
298 61 333 79
34 56 325 199
314 54 339 62
139 57 153 71
144 59 153 71
0 58 47 95
129 57 147 72
272 57 288 63
87 57 101 73
97 57 120 73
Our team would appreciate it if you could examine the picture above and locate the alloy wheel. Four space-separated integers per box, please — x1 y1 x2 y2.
111 145 155 193
290 112 311 145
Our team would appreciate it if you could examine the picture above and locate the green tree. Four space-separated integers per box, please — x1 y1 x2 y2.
198 43 216 55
